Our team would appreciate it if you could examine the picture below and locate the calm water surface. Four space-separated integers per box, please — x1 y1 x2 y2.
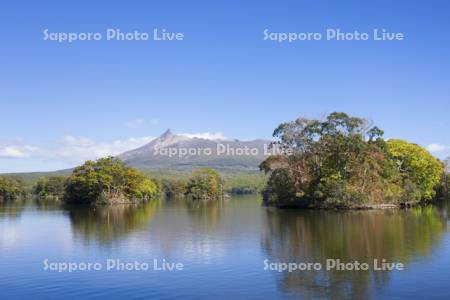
1 196 450 299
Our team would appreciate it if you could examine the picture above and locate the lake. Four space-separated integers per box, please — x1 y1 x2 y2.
1 196 450 299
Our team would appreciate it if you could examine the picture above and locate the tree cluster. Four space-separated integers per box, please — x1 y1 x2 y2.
0 176 25 202
65 157 159 204
34 176 66 199
185 168 223 200
260 112 444 208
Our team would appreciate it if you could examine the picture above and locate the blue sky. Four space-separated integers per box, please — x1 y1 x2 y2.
0 0 449 172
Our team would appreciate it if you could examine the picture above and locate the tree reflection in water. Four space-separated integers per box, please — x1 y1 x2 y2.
66 200 159 245
185 198 226 229
0 198 27 220
261 206 447 299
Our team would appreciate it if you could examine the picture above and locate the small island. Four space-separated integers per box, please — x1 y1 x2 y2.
184 168 223 200
64 157 160 204
260 112 448 209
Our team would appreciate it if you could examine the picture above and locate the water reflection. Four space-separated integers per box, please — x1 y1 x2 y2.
66 201 159 245
185 198 226 228
34 197 64 212
261 206 447 299
1 196 450 298
0 198 27 220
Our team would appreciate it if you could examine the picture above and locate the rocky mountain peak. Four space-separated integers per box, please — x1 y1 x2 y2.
159 129 173 140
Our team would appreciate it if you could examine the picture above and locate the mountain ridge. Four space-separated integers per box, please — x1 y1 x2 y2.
119 129 271 171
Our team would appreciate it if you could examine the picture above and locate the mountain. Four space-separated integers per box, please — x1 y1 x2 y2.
118 129 271 171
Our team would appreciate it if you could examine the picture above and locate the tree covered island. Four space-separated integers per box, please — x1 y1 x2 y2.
260 112 446 208
64 158 223 204
64 157 160 204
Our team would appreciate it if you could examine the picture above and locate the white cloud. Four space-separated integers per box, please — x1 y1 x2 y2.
180 132 228 140
0 143 39 159
52 135 155 163
126 118 159 128
0 135 154 166
426 143 450 153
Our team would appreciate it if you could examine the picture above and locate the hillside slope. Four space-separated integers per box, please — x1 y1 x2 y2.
119 130 270 171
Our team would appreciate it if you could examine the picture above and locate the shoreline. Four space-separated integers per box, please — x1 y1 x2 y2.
267 201 421 210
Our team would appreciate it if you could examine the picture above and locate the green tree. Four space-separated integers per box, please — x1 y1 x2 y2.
65 157 159 204
185 168 223 200
434 158 449 200
34 176 66 198
0 176 25 201
161 179 187 198
387 140 443 201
